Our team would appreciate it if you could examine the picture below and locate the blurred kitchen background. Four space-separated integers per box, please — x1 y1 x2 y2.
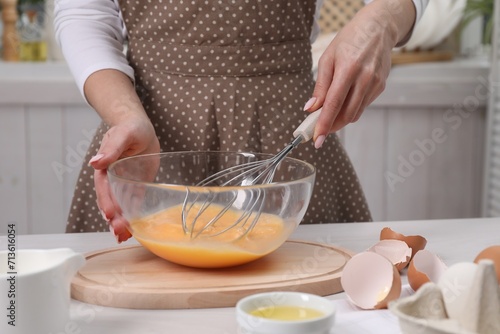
0 0 499 234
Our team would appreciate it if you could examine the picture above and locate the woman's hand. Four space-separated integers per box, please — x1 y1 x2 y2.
84 69 160 243
90 117 160 243
306 0 417 148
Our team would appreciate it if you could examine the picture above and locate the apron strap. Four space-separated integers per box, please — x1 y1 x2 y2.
128 38 313 77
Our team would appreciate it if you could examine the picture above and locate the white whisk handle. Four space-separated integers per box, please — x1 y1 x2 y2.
293 109 321 142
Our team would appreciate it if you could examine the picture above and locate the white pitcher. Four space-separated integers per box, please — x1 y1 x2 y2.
0 248 85 334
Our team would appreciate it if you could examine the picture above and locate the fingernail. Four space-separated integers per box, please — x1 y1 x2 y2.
89 153 104 164
109 224 122 243
100 209 110 222
116 232 125 244
315 135 326 149
303 97 317 111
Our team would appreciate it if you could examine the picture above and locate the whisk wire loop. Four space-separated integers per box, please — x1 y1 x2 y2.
181 109 321 240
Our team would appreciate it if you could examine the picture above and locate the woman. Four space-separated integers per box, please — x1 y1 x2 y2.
55 0 428 242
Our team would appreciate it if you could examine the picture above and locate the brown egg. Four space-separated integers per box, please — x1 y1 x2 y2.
407 249 447 292
474 245 500 282
380 227 427 259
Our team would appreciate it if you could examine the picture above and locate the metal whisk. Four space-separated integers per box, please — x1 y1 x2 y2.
181 109 321 239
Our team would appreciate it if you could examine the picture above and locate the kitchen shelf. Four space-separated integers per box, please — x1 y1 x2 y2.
0 61 83 105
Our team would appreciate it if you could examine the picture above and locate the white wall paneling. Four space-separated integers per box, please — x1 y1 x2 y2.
26 106 65 233
428 105 485 219
385 108 434 221
343 104 486 222
343 107 388 222
0 103 99 235
482 0 500 217
0 106 28 234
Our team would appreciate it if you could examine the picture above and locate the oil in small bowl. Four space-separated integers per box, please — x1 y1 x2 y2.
250 305 325 321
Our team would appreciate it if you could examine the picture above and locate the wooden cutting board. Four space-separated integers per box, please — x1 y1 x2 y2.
71 240 353 309
391 50 454 65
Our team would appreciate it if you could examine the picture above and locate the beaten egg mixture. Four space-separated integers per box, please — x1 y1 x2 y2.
130 204 288 268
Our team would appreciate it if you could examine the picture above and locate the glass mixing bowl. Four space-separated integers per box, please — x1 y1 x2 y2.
108 151 316 268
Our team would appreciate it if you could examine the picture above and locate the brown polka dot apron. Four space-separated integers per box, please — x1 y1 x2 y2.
66 0 372 233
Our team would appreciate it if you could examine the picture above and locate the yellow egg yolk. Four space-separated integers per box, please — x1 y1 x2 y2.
130 204 288 268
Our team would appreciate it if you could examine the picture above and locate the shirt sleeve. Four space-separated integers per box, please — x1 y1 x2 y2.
411 0 430 25
364 0 430 46
54 0 134 100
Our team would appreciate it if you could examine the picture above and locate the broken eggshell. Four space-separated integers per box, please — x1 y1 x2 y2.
368 239 412 271
380 227 427 259
341 251 402 310
408 249 447 292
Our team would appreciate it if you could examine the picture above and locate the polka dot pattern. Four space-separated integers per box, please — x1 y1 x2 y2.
66 0 372 233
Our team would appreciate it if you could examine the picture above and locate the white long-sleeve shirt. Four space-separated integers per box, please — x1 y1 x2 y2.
54 0 429 98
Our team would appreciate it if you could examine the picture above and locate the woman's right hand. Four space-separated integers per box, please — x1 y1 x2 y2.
305 0 417 145
83 69 160 243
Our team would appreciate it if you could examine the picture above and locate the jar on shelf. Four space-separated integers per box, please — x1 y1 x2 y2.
18 3 46 61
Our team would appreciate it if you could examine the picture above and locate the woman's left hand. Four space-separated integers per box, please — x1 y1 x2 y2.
305 0 417 148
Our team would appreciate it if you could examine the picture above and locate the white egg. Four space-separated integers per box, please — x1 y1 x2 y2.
437 262 478 320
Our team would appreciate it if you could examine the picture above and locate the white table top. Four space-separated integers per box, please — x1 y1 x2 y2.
1 217 499 334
